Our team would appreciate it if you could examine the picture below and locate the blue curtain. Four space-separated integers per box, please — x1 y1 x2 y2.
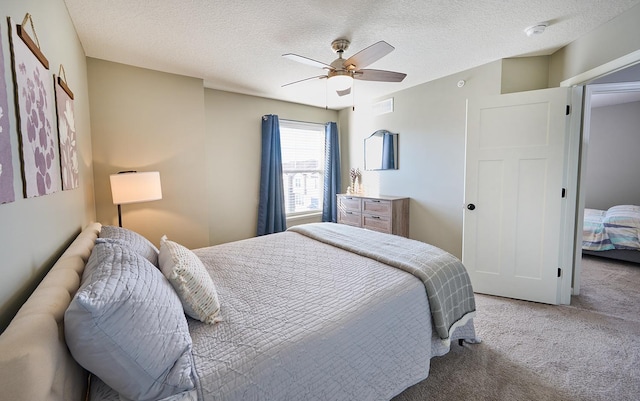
322 122 341 222
257 115 286 236
382 133 395 169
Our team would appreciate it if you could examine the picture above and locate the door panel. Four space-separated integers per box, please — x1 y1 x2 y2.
479 102 550 148
463 88 570 304
474 160 504 275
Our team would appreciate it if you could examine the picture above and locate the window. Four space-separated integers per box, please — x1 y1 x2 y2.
279 120 325 216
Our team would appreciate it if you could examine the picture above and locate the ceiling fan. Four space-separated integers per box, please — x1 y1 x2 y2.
282 39 407 96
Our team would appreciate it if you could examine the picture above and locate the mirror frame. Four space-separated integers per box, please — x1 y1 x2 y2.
364 130 399 171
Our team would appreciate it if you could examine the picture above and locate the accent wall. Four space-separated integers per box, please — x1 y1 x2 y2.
0 0 95 331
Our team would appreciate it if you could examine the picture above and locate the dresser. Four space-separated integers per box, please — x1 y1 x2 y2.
336 194 409 237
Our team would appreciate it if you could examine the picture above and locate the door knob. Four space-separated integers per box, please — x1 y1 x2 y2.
467 204 476 210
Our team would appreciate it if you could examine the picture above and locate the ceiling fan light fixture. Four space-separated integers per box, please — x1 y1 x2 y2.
282 39 405 93
328 72 353 91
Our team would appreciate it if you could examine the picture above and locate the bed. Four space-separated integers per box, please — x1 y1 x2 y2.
582 205 640 264
0 222 478 401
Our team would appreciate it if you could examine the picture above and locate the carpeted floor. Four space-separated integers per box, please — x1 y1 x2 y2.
393 255 640 401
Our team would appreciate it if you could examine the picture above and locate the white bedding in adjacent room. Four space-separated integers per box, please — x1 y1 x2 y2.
583 205 640 251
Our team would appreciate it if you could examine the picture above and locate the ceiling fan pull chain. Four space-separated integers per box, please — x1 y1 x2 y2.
325 78 328 110
352 80 355 111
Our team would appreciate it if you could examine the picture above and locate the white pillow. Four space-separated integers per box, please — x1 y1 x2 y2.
159 235 221 324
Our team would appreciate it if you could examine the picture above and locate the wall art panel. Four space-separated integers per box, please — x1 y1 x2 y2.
55 72 78 190
9 17 60 198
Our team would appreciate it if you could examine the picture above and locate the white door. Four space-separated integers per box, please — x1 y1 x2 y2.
463 88 571 304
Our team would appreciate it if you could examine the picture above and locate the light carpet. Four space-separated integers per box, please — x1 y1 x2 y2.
393 255 640 401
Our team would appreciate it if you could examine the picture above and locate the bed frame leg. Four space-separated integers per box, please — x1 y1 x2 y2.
458 339 464 346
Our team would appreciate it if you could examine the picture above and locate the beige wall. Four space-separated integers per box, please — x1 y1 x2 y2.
204 90 338 245
501 56 550 94
88 59 209 249
549 3 640 86
0 0 95 330
339 61 503 257
88 62 338 249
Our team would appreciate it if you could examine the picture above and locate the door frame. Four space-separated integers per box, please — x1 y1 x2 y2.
560 51 640 297
558 87 583 304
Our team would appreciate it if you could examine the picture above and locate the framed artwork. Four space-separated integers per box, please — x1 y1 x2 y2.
55 68 78 190
9 16 61 198
0 23 15 204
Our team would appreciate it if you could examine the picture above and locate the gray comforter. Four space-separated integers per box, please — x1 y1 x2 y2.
288 223 476 341
89 224 479 401
188 224 477 400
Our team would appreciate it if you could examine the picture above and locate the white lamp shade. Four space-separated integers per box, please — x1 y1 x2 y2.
110 171 162 205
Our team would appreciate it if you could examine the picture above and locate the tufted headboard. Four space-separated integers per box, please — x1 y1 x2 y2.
0 222 101 401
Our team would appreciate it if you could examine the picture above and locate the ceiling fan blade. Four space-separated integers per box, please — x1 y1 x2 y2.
354 69 406 82
282 53 333 70
343 41 394 70
282 75 327 87
336 87 351 97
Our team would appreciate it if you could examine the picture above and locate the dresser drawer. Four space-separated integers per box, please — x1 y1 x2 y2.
362 199 391 216
362 214 391 233
338 196 361 212
338 210 361 226
336 194 409 237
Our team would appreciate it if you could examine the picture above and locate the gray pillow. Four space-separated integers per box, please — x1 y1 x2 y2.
65 241 195 401
99 225 159 266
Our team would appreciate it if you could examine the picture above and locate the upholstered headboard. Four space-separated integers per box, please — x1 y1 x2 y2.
0 222 101 401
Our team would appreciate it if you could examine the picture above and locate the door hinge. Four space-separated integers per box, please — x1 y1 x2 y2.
561 188 566 198
558 268 562 278
566 105 570 115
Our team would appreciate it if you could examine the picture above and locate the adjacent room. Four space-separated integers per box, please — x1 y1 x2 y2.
1 0 639 400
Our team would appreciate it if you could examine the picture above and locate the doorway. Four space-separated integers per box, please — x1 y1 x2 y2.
566 63 640 295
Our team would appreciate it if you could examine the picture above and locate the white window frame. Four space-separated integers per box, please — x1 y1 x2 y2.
279 119 325 218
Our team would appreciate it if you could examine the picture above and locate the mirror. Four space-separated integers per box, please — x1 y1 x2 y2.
364 130 398 170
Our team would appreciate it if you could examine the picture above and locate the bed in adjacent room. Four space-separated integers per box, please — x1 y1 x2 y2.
582 205 640 264
0 222 478 401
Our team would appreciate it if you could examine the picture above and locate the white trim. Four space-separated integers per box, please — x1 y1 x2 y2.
559 86 583 304
280 119 325 131
585 81 640 94
560 49 640 87
286 211 322 221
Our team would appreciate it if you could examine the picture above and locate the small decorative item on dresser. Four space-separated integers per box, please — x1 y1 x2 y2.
348 167 361 194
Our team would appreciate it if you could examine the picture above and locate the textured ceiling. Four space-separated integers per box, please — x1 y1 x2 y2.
63 0 640 110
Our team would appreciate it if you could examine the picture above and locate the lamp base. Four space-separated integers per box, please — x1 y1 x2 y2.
117 204 122 227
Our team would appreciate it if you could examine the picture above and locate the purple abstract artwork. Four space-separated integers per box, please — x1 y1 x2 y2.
0 24 15 204
10 18 60 198
55 78 78 190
